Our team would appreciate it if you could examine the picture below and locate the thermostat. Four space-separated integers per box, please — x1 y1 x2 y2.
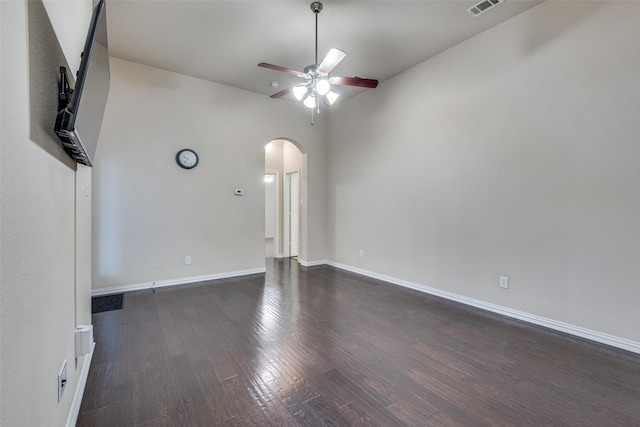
234 189 244 196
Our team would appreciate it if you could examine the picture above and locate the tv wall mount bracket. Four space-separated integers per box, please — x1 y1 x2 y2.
57 66 72 112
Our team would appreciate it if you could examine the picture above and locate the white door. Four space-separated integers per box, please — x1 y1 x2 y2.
286 171 300 258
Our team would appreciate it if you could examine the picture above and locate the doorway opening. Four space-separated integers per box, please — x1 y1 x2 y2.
264 139 305 261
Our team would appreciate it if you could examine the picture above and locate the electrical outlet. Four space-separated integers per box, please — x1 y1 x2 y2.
58 360 67 402
500 276 509 289
184 256 191 265
359 250 365 258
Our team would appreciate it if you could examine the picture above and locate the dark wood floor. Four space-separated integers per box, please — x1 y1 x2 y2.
78 258 640 426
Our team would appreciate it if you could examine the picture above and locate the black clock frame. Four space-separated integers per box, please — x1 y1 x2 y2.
175 149 199 169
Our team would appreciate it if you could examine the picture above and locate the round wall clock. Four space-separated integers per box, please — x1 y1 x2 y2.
175 149 199 169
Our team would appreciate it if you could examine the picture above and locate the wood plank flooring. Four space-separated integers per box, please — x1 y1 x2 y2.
77 258 640 426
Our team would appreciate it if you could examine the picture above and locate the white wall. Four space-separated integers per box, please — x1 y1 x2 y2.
284 139 304 173
265 175 277 239
327 1 640 344
42 0 93 76
1 0 93 425
92 58 327 290
265 141 285 249
75 164 93 325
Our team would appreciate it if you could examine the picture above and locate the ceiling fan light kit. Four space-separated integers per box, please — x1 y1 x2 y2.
304 94 317 109
292 85 307 100
258 1 378 122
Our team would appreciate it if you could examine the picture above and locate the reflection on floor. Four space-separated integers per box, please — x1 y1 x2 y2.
78 259 640 426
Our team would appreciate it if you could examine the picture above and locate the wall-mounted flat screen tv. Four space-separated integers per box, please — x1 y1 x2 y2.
54 0 110 166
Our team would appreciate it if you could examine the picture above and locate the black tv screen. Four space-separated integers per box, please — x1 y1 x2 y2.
54 0 110 166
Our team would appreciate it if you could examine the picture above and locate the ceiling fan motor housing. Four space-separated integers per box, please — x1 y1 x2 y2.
303 64 319 75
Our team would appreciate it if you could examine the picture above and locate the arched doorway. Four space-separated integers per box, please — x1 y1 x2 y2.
264 139 307 261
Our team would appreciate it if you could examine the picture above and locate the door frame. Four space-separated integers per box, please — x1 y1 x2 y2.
283 169 300 258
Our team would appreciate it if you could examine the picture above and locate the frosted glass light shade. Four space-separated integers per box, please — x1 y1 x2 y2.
292 85 307 101
326 91 339 105
316 79 331 96
303 94 316 109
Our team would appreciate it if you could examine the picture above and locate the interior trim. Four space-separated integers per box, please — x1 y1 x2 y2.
65 342 95 427
91 268 267 296
325 260 640 355
298 258 328 267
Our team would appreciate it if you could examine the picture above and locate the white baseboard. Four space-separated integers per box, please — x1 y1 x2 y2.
91 267 266 296
298 258 328 267
326 260 640 355
65 341 95 427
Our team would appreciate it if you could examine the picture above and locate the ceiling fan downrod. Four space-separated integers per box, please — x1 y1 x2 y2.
310 2 324 116
311 2 323 66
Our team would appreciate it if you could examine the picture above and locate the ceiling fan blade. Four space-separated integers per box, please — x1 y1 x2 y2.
258 63 307 79
270 87 293 99
317 48 347 75
330 76 379 89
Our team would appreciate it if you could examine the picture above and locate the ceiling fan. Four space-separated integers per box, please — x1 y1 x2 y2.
258 1 378 113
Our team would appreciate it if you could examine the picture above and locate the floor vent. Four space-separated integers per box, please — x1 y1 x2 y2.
467 0 504 17
92 293 124 313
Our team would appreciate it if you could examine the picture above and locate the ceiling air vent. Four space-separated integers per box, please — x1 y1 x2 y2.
467 0 504 17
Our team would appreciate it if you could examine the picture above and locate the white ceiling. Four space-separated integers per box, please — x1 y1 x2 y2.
105 0 541 102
